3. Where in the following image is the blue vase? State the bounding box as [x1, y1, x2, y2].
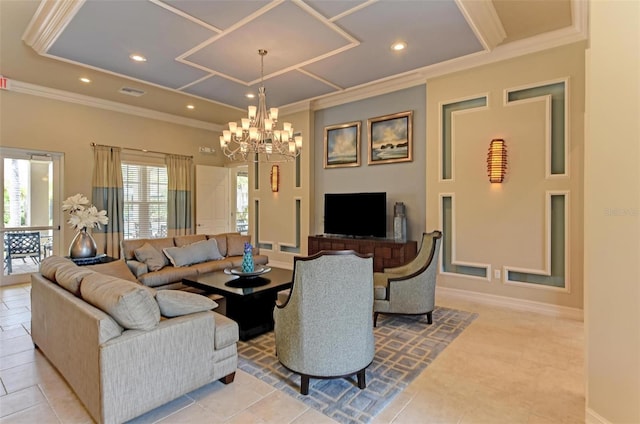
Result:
[241, 251, 254, 273]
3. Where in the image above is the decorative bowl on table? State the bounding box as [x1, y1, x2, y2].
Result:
[224, 265, 271, 278]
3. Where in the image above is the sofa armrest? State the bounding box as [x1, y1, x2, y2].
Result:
[126, 260, 148, 278]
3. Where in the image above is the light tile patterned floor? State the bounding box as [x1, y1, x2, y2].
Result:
[0, 283, 584, 423]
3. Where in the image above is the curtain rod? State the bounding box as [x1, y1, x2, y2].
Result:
[90, 143, 193, 159]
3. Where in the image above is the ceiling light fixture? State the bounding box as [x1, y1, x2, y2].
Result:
[129, 54, 147, 62]
[220, 49, 302, 162]
[186, 104, 195, 110]
[391, 41, 407, 51]
[246, 93, 255, 99]
[79, 77, 91, 83]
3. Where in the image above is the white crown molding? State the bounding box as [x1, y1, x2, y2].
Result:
[455, 0, 506, 51]
[436, 286, 584, 321]
[9, 80, 223, 132]
[22, 0, 85, 53]
[309, 72, 427, 111]
[307, 0, 587, 113]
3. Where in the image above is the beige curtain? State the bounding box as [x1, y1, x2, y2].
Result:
[92, 145, 124, 258]
[166, 154, 193, 237]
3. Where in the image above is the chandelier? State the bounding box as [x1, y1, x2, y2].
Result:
[219, 49, 302, 162]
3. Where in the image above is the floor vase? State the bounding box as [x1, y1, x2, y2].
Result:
[69, 229, 98, 258]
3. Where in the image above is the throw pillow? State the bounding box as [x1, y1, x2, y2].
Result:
[155, 290, 218, 317]
[163, 239, 223, 267]
[227, 235, 252, 257]
[86, 260, 138, 283]
[80, 273, 160, 331]
[39, 256, 75, 282]
[134, 242, 165, 272]
[55, 264, 94, 296]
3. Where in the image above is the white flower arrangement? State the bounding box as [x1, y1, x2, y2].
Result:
[62, 193, 109, 231]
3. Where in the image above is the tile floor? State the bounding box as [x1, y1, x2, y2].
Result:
[0, 283, 584, 424]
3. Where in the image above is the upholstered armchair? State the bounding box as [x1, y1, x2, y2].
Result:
[274, 250, 375, 395]
[373, 231, 442, 327]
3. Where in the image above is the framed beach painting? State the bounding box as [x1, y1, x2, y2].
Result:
[324, 121, 361, 168]
[367, 111, 413, 165]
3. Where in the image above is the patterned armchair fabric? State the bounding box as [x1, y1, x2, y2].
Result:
[274, 250, 375, 395]
[373, 231, 442, 326]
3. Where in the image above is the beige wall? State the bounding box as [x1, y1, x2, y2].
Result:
[585, 0, 640, 422]
[0, 89, 224, 250]
[426, 42, 586, 310]
[249, 109, 313, 268]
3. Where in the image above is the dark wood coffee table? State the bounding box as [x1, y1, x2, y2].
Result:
[182, 267, 293, 341]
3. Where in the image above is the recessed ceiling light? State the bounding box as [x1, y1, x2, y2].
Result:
[246, 93, 255, 99]
[187, 104, 195, 110]
[129, 54, 147, 62]
[79, 77, 91, 83]
[391, 41, 407, 51]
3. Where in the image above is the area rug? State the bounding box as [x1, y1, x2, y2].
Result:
[237, 306, 478, 424]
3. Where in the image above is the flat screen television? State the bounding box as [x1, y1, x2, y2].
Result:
[324, 192, 387, 238]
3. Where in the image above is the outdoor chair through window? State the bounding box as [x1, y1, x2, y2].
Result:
[4, 232, 42, 274]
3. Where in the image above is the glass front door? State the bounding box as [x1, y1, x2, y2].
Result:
[1, 147, 63, 285]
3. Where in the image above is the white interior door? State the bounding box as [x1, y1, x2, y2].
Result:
[195, 165, 230, 235]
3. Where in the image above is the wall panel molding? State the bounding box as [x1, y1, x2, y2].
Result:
[504, 79, 569, 177]
[439, 193, 490, 281]
[504, 191, 570, 292]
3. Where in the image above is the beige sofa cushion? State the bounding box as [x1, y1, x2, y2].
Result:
[40, 256, 74, 282]
[207, 233, 240, 256]
[163, 239, 224, 267]
[156, 290, 218, 317]
[80, 273, 160, 330]
[86, 260, 139, 282]
[227, 235, 252, 256]
[134, 243, 166, 272]
[55, 263, 94, 296]
[174, 234, 206, 247]
[138, 266, 197, 288]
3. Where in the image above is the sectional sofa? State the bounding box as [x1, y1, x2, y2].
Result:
[121, 233, 269, 290]
[31, 256, 240, 424]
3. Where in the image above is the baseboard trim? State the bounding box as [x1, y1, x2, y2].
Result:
[586, 408, 612, 424]
[436, 286, 583, 321]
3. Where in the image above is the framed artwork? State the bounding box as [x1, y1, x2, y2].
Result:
[367, 110, 413, 165]
[324, 121, 361, 168]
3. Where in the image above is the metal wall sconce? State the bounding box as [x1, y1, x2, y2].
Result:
[271, 165, 279, 192]
[487, 139, 507, 183]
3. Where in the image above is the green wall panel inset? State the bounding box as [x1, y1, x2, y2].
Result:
[508, 194, 566, 287]
[280, 199, 301, 254]
[442, 196, 487, 278]
[507, 82, 566, 175]
[442, 97, 487, 180]
[255, 199, 272, 250]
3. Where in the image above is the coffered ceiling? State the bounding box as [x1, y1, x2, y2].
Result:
[0, 0, 581, 125]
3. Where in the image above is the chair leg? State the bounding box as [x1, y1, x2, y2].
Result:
[373, 312, 379, 327]
[357, 369, 366, 390]
[300, 375, 310, 395]
[219, 372, 235, 384]
[427, 311, 433, 324]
